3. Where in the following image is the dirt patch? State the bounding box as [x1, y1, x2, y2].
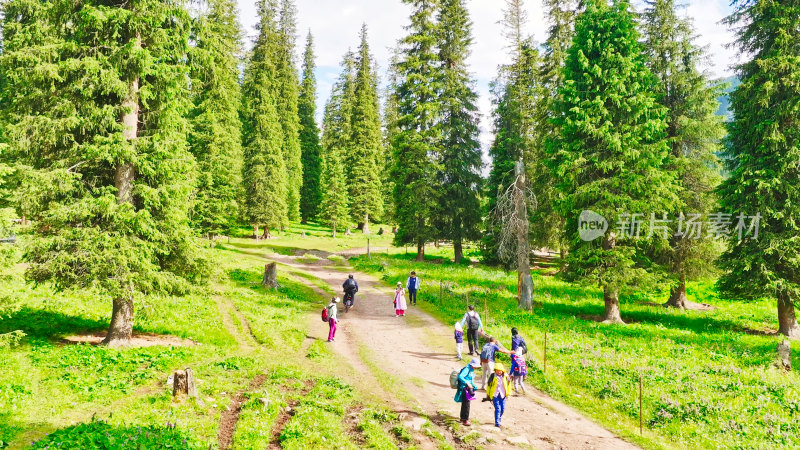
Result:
[266, 379, 316, 449]
[343, 407, 368, 447]
[60, 332, 195, 348]
[218, 373, 269, 450]
[642, 300, 717, 311]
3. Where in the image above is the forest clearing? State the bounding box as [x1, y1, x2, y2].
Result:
[2, 0, 800, 448]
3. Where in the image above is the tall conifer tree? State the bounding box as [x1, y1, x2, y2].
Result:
[484, 0, 540, 267]
[717, 0, 800, 337]
[319, 51, 356, 236]
[188, 0, 244, 237]
[549, 0, 677, 324]
[298, 32, 322, 223]
[391, 0, 440, 261]
[348, 25, 384, 232]
[276, 0, 303, 222]
[241, 0, 287, 238]
[1, 0, 203, 346]
[641, 0, 724, 308]
[434, 0, 482, 263]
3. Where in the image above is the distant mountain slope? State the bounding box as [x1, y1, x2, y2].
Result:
[716, 75, 741, 120]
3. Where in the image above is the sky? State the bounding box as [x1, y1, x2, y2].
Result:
[234, 0, 739, 152]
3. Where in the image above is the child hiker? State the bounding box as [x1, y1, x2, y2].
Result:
[394, 282, 407, 317]
[454, 322, 464, 359]
[327, 297, 340, 342]
[485, 362, 512, 428]
[510, 350, 527, 394]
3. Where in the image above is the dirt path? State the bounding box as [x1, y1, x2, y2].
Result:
[267, 250, 640, 450]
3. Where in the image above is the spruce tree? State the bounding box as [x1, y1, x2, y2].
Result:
[1, 0, 203, 346]
[381, 51, 403, 226]
[276, 0, 303, 222]
[298, 32, 322, 223]
[484, 0, 540, 267]
[549, 0, 677, 324]
[434, 0, 482, 264]
[641, 0, 724, 309]
[717, 0, 800, 338]
[347, 24, 384, 233]
[319, 51, 356, 236]
[188, 0, 244, 238]
[391, 0, 441, 261]
[533, 0, 583, 259]
[241, 0, 287, 238]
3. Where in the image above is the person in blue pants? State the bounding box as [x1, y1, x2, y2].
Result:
[485, 362, 512, 428]
[406, 271, 420, 305]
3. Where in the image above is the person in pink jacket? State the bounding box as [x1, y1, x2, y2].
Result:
[394, 282, 408, 317]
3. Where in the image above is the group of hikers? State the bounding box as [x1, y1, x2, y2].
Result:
[322, 271, 529, 428]
[453, 306, 528, 427]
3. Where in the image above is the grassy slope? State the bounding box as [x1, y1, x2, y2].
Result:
[0, 225, 403, 449]
[351, 250, 800, 450]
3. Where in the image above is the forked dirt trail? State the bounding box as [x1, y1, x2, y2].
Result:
[269, 250, 639, 450]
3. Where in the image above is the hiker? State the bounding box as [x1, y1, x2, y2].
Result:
[459, 305, 483, 355]
[510, 351, 528, 394]
[327, 297, 340, 342]
[479, 336, 513, 390]
[394, 282, 407, 317]
[406, 271, 420, 306]
[485, 363, 512, 428]
[342, 274, 359, 309]
[454, 322, 464, 360]
[511, 327, 528, 354]
[454, 357, 480, 426]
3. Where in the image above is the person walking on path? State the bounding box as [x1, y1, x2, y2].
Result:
[406, 271, 420, 305]
[454, 357, 480, 426]
[485, 362, 512, 428]
[454, 322, 464, 359]
[511, 327, 528, 354]
[509, 351, 527, 394]
[327, 297, 340, 342]
[479, 336, 513, 390]
[342, 274, 359, 308]
[459, 305, 483, 355]
[394, 282, 408, 317]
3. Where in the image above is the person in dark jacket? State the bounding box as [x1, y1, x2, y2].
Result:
[406, 271, 420, 305]
[511, 327, 528, 354]
[342, 274, 359, 307]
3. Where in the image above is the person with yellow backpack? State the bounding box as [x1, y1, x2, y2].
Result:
[484, 362, 512, 428]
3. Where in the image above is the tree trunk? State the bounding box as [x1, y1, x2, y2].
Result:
[103, 295, 134, 347]
[262, 227, 270, 239]
[362, 214, 370, 234]
[105, 41, 140, 348]
[416, 241, 425, 261]
[665, 273, 687, 309]
[777, 291, 800, 339]
[454, 240, 463, 264]
[172, 368, 197, 398]
[513, 160, 533, 311]
[253, 225, 260, 240]
[332, 222, 337, 238]
[263, 262, 278, 288]
[559, 247, 566, 270]
[602, 285, 625, 324]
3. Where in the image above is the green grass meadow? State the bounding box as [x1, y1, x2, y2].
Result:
[0, 225, 405, 449]
[351, 251, 800, 449]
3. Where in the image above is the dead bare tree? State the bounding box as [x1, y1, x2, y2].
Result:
[495, 159, 537, 310]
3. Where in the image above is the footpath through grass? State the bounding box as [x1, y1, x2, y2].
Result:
[0, 231, 405, 449]
[351, 251, 800, 449]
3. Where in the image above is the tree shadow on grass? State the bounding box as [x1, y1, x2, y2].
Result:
[29, 420, 199, 449]
[0, 306, 107, 340]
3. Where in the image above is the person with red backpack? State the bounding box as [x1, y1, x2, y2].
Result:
[325, 297, 340, 342]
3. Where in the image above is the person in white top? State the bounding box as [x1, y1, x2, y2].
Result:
[406, 271, 420, 306]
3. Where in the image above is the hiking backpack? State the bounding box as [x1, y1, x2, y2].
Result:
[466, 313, 479, 331]
[321, 307, 329, 322]
[449, 368, 462, 389]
